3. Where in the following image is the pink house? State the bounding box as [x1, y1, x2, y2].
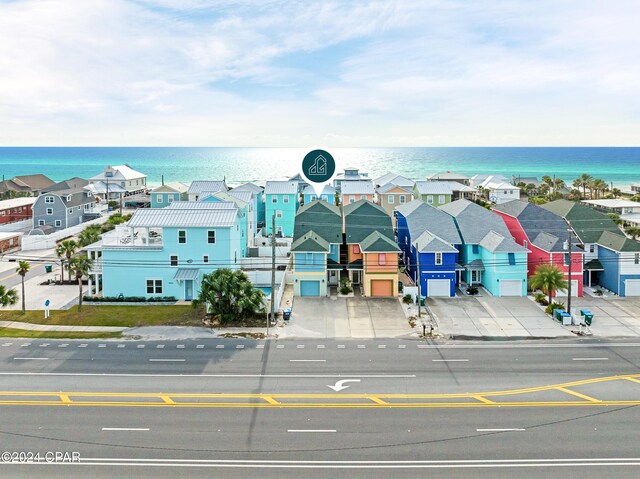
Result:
[493, 200, 584, 297]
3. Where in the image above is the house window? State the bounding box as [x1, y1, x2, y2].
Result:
[438, 195, 445, 204]
[508, 253, 515, 265]
[635, 253, 640, 265]
[45, 196, 54, 203]
[272, 197, 278, 203]
[564, 253, 570, 265]
[168, 195, 174, 203]
[427, 195, 434, 204]
[435, 252, 442, 265]
[306, 252, 313, 265]
[360, 195, 366, 200]
[349, 195, 355, 203]
[353, 244, 360, 254]
[523, 240, 528, 248]
[170, 255, 178, 267]
[178, 230, 187, 244]
[471, 270, 481, 283]
[276, 210, 283, 219]
[283, 196, 290, 204]
[276, 226, 282, 235]
[54, 220, 62, 227]
[146, 279, 162, 294]
[399, 195, 406, 204]
[311, 195, 317, 201]
[509, 190, 514, 194]
[203, 255, 209, 264]
[472, 244, 479, 254]
[157, 195, 163, 203]
[68, 208, 73, 214]
[208, 230, 216, 244]
[234, 250, 237, 264]
[66, 195, 72, 201]
[589, 244, 595, 253]
[378, 254, 386, 265]
[46, 208, 53, 215]
[388, 195, 395, 204]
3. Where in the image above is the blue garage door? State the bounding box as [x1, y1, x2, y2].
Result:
[300, 280, 321, 296]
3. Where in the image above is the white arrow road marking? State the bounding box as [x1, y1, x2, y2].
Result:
[328, 379, 361, 391]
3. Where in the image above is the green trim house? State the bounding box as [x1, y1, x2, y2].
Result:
[150, 182, 188, 208]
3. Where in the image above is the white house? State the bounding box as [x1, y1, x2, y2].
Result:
[89, 165, 147, 198]
[480, 176, 521, 204]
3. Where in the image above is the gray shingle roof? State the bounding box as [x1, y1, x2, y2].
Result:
[440, 199, 514, 244]
[413, 231, 458, 253]
[396, 200, 461, 245]
[293, 200, 342, 245]
[394, 199, 424, 217]
[233, 182, 263, 194]
[265, 181, 298, 195]
[128, 207, 237, 228]
[187, 181, 227, 196]
[376, 183, 414, 195]
[479, 230, 528, 253]
[493, 200, 577, 252]
[374, 173, 415, 188]
[343, 200, 393, 244]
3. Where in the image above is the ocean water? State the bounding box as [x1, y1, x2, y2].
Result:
[0, 147, 638, 188]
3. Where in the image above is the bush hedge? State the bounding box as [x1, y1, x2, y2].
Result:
[83, 295, 177, 303]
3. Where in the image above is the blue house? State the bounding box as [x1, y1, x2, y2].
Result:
[302, 184, 336, 205]
[291, 201, 343, 295]
[233, 182, 265, 233]
[199, 192, 250, 258]
[596, 231, 640, 296]
[96, 202, 242, 301]
[440, 199, 528, 296]
[264, 181, 299, 237]
[395, 199, 461, 297]
[150, 182, 188, 208]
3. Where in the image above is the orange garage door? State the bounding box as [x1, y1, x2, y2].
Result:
[370, 280, 393, 297]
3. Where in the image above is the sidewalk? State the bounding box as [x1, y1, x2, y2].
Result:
[0, 320, 126, 332]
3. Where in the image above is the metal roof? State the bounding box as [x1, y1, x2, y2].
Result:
[302, 184, 336, 196]
[90, 164, 147, 181]
[233, 182, 263, 194]
[426, 171, 469, 181]
[376, 183, 414, 195]
[264, 181, 298, 195]
[86, 181, 127, 194]
[414, 181, 453, 196]
[128, 207, 237, 228]
[187, 181, 227, 196]
[374, 173, 415, 188]
[166, 201, 237, 210]
[341, 180, 375, 195]
[152, 182, 188, 194]
[173, 269, 200, 281]
[0, 196, 37, 209]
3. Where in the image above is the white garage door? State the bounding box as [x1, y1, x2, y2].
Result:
[500, 280, 523, 297]
[625, 280, 640, 297]
[427, 279, 451, 297]
[556, 280, 579, 297]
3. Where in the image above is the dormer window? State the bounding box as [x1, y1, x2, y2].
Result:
[66, 195, 72, 201]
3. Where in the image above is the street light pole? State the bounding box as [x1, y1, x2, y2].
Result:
[567, 229, 573, 315]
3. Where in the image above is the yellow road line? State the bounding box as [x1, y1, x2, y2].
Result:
[556, 387, 602, 403]
[263, 396, 280, 405]
[369, 397, 388, 405]
[473, 396, 496, 405]
[159, 395, 175, 405]
[626, 377, 640, 385]
[59, 394, 72, 404]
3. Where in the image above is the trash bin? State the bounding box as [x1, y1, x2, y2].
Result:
[282, 308, 292, 321]
[561, 313, 572, 326]
[554, 309, 565, 321]
[583, 313, 593, 326]
[45, 264, 52, 273]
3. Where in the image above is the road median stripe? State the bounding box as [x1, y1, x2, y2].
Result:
[556, 387, 601, 403]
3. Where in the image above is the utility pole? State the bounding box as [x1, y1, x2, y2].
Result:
[269, 213, 276, 335]
[416, 242, 421, 318]
[566, 229, 573, 315]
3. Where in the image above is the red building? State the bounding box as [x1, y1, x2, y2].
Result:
[493, 200, 584, 297]
[0, 197, 36, 225]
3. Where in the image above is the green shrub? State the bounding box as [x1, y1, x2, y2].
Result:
[83, 295, 177, 303]
[534, 292, 547, 304]
[466, 285, 479, 295]
[402, 294, 413, 304]
[545, 302, 565, 315]
[339, 285, 352, 295]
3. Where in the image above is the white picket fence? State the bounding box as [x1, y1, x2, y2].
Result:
[21, 216, 111, 251]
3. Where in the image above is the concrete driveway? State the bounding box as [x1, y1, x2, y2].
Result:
[427, 296, 574, 339]
[569, 297, 640, 337]
[289, 296, 410, 339]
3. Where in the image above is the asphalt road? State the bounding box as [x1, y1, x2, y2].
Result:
[0, 338, 639, 478]
[0, 253, 57, 289]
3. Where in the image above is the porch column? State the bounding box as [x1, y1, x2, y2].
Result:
[88, 276, 93, 295]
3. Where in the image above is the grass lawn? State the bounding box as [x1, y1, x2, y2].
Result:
[0, 328, 122, 339]
[0, 305, 205, 328]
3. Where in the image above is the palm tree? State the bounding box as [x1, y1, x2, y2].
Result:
[608, 213, 623, 226]
[553, 178, 566, 193]
[193, 268, 265, 324]
[55, 239, 78, 284]
[16, 260, 30, 314]
[573, 174, 592, 199]
[78, 225, 101, 247]
[0, 285, 18, 307]
[529, 264, 568, 306]
[67, 254, 93, 312]
[625, 226, 640, 240]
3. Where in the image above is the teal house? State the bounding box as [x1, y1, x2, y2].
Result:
[199, 191, 250, 257]
[440, 199, 529, 296]
[291, 201, 343, 296]
[97, 202, 242, 301]
[233, 182, 265, 234]
[150, 182, 188, 208]
[264, 181, 299, 237]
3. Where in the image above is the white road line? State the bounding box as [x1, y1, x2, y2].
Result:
[39, 344, 49, 347]
[572, 357, 609, 361]
[432, 359, 469, 362]
[417, 345, 429, 348]
[148, 359, 185, 362]
[177, 345, 185, 349]
[13, 357, 48, 360]
[157, 345, 165, 349]
[137, 345, 145, 349]
[1, 343, 12, 347]
[20, 343, 31, 347]
[216, 345, 224, 349]
[289, 359, 326, 363]
[256, 344, 265, 349]
[476, 427, 526, 432]
[78, 344, 87, 348]
[101, 428, 150, 432]
[398, 345, 406, 349]
[117, 344, 126, 348]
[317, 345, 325, 349]
[287, 429, 336, 433]
[297, 345, 305, 349]
[58, 344, 68, 348]
[378, 345, 386, 349]
[276, 345, 284, 349]
[98, 344, 106, 348]
[236, 345, 245, 349]
[0, 372, 416, 378]
[337, 345, 345, 349]
[357, 345, 366, 349]
[196, 345, 204, 349]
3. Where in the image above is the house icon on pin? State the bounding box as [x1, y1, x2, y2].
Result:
[308, 155, 327, 176]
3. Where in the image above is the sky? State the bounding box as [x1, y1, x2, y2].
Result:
[0, 0, 639, 147]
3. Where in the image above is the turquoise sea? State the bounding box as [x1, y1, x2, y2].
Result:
[0, 147, 639, 188]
